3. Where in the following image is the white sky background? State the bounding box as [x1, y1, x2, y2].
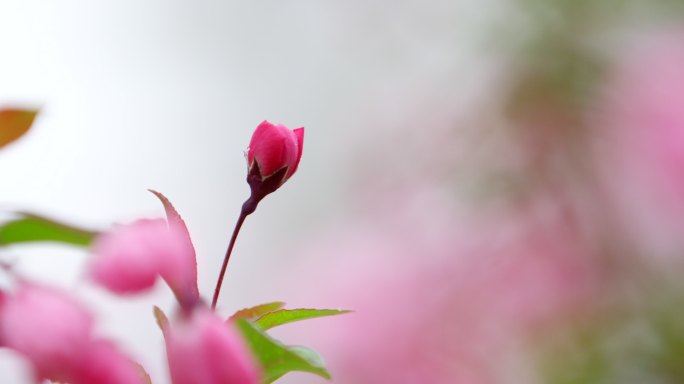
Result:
[0, 1, 494, 382]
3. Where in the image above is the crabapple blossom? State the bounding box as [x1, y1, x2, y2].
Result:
[0, 283, 143, 384]
[165, 308, 261, 384]
[89, 218, 199, 308]
[595, 27, 684, 256]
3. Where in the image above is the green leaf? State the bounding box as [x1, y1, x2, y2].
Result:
[0, 213, 98, 247]
[229, 302, 286, 322]
[254, 308, 351, 331]
[287, 346, 329, 374]
[236, 319, 332, 383]
[0, 108, 38, 149]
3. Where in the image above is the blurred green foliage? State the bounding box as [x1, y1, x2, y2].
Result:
[536, 289, 684, 383]
[0, 214, 97, 247]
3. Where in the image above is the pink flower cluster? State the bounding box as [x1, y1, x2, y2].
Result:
[294, 201, 596, 384]
[0, 199, 261, 384]
[87, 197, 261, 384]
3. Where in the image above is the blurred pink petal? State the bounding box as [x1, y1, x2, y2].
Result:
[595, 26, 684, 255]
[281, 192, 597, 384]
[70, 340, 148, 384]
[0, 290, 5, 347]
[0, 283, 143, 384]
[165, 308, 261, 384]
[89, 218, 198, 306]
[0, 283, 93, 379]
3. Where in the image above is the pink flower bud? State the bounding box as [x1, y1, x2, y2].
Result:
[165, 309, 261, 384]
[241, 121, 304, 214]
[247, 121, 304, 184]
[89, 219, 199, 308]
[0, 283, 143, 384]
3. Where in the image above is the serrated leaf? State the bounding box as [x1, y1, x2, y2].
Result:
[0, 213, 98, 247]
[236, 319, 332, 383]
[0, 108, 38, 149]
[229, 302, 286, 322]
[148, 190, 196, 255]
[153, 306, 169, 333]
[254, 308, 351, 331]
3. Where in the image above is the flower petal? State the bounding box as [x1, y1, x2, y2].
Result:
[288, 127, 305, 178]
[0, 283, 145, 384]
[165, 309, 261, 384]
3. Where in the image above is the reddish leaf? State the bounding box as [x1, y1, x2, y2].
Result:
[0, 108, 38, 149]
[148, 190, 199, 303]
[153, 306, 169, 334]
[228, 302, 286, 322]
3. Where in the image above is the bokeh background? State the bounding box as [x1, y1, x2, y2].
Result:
[3, 1, 684, 383]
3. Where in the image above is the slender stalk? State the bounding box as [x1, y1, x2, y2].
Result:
[211, 208, 250, 309]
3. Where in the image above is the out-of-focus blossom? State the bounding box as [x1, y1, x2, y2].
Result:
[595, 27, 684, 256]
[68, 340, 149, 384]
[0, 283, 92, 379]
[0, 290, 5, 347]
[89, 218, 199, 307]
[282, 192, 597, 384]
[0, 283, 144, 384]
[165, 308, 260, 384]
[247, 121, 304, 184]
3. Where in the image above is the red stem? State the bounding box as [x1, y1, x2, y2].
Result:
[211, 209, 249, 309]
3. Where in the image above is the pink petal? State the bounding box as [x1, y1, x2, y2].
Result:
[0, 290, 5, 346]
[287, 127, 305, 178]
[0, 283, 93, 379]
[71, 340, 147, 384]
[89, 217, 198, 308]
[89, 219, 178, 294]
[165, 309, 260, 384]
[0, 283, 145, 383]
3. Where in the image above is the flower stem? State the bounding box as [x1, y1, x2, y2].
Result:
[211, 198, 257, 309]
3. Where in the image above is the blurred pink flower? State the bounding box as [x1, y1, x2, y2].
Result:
[165, 308, 260, 384]
[89, 218, 198, 306]
[68, 340, 149, 384]
[247, 121, 304, 185]
[595, 27, 684, 255]
[0, 283, 144, 384]
[282, 192, 596, 384]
